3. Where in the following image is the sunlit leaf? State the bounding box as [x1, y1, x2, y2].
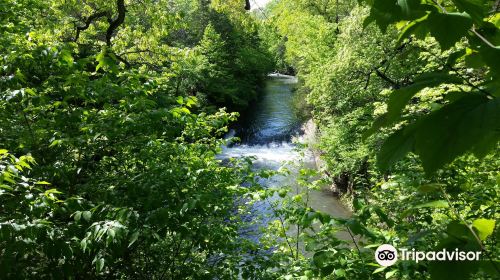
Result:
[472, 218, 495, 241]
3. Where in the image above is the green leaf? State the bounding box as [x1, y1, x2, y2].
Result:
[366, 0, 429, 32]
[59, 49, 74, 66]
[80, 239, 87, 252]
[303, 211, 322, 227]
[415, 95, 500, 174]
[95, 49, 118, 73]
[379, 94, 500, 173]
[345, 219, 364, 235]
[186, 96, 197, 107]
[472, 219, 495, 241]
[364, 0, 402, 32]
[44, 188, 62, 195]
[429, 221, 481, 280]
[377, 123, 416, 171]
[313, 250, 333, 267]
[353, 197, 364, 211]
[403, 200, 448, 217]
[479, 260, 500, 278]
[370, 72, 461, 135]
[176, 96, 184, 105]
[397, 14, 430, 44]
[0, 184, 14, 191]
[418, 183, 445, 193]
[24, 88, 36, 96]
[413, 200, 449, 209]
[446, 221, 474, 240]
[49, 139, 63, 147]
[96, 258, 105, 273]
[373, 267, 387, 274]
[488, 13, 500, 28]
[334, 268, 346, 277]
[35, 181, 51, 185]
[108, 228, 116, 239]
[74, 211, 82, 222]
[385, 269, 397, 279]
[427, 12, 473, 50]
[478, 44, 500, 76]
[320, 265, 335, 276]
[372, 206, 394, 227]
[82, 211, 92, 222]
[463, 48, 484, 68]
[452, 0, 487, 22]
[128, 231, 140, 247]
[429, 260, 477, 280]
[388, 72, 460, 122]
[397, 0, 425, 19]
[446, 49, 466, 66]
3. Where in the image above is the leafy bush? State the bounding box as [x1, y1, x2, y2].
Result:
[0, 0, 270, 278]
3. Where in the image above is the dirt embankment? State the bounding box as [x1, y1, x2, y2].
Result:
[298, 119, 355, 200]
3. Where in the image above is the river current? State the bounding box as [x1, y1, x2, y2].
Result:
[219, 74, 350, 240]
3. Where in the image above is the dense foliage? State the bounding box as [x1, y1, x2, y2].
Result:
[0, 0, 273, 278]
[1, 0, 499, 279]
[254, 0, 500, 279]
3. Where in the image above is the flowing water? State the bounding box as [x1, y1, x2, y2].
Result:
[219, 74, 350, 240]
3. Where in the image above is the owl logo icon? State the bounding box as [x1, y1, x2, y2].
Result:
[375, 244, 398, 266]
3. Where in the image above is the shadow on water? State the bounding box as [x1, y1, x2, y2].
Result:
[232, 75, 302, 145]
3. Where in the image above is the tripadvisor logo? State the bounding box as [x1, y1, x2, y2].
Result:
[375, 244, 398, 266]
[374, 244, 482, 267]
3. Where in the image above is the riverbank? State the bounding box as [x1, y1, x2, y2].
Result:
[297, 119, 355, 212]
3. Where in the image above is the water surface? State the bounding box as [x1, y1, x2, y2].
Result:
[220, 74, 350, 240]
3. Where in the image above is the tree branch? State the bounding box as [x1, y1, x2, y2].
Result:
[117, 49, 155, 56]
[74, 11, 108, 42]
[364, 39, 413, 89]
[106, 0, 126, 47]
[472, 26, 499, 49]
[375, 69, 400, 89]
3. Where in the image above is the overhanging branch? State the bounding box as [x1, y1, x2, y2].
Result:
[74, 11, 108, 42]
[106, 0, 126, 47]
[73, 0, 126, 47]
[375, 69, 400, 89]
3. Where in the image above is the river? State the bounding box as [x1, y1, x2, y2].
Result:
[219, 74, 350, 241]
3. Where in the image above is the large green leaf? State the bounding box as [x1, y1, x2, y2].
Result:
[397, 0, 426, 19]
[452, 0, 488, 22]
[364, 0, 403, 31]
[364, 0, 428, 31]
[369, 72, 461, 135]
[472, 218, 495, 241]
[378, 94, 500, 174]
[397, 14, 430, 44]
[479, 45, 500, 76]
[427, 12, 473, 50]
[415, 94, 500, 174]
[429, 221, 482, 280]
[377, 123, 416, 171]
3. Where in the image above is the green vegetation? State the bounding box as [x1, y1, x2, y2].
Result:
[1, 0, 499, 279]
[255, 0, 500, 279]
[0, 0, 271, 278]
